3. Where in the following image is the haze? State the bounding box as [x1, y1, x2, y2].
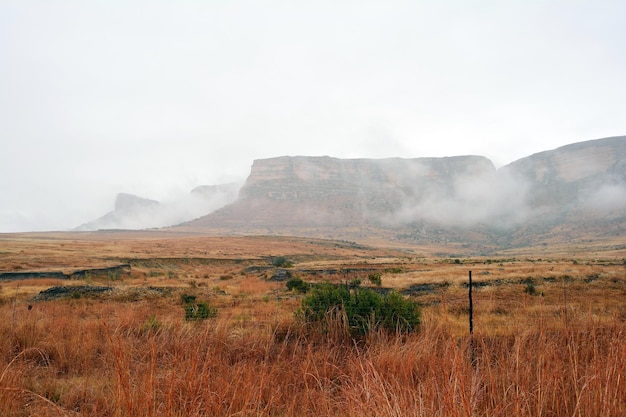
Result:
[1, 1, 625, 232]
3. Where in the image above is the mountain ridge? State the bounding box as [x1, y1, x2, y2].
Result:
[179, 136, 626, 249]
[78, 136, 626, 252]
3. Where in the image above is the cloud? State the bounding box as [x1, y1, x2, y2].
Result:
[388, 169, 532, 229]
[583, 182, 626, 214]
[76, 183, 242, 231]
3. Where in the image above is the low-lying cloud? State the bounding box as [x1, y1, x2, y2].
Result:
[387, 170, 532, 229]
[76, 183, 242, 231]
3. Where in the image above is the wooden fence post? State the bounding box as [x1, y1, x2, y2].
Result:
[469, 270, 475, 366]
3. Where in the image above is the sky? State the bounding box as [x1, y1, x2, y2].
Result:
[1, 0, 625, 232]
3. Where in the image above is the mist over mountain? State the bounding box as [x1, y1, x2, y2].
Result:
[180, 136, 625, 249]
[76, 183, 241, 231]
[76, 136, 625, 250]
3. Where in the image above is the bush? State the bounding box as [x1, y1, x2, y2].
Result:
[368, 273, 382, 286]
[271, 256, 293, 268]
[182, 294, 217, 321]
[286, 277, 310, 293]
[298, 282, 420, 337]
[180, 293, 196, 304]
[348, 278, 362, 290]
[524, 282, 537, 295]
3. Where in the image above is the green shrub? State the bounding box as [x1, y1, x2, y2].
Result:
[348, 278, 362, 290]
[182, 294, 217, 321]
[195, 301, 217, 320]
[271, 256, 293, 268]
[286, 277, 310, 293]
[524, 282, 537, 295]
[180, 293, 196, 304]
[298, 282, 420, 337]
[368, 273, 382, 287]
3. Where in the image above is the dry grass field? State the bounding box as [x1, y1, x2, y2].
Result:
[0, 231, 624, 416]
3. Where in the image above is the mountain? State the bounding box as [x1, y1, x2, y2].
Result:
[77, 183, 241, 231]
[181, 136, 626, 249]
[501, 136, 626, 246]
[183, 155, 496, 230]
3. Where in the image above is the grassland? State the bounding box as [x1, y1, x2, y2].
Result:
[0, 232, 624, 416]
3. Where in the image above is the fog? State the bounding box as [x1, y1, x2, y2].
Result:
[583, 183, 626, 214]
[75, 184, 242, 231]
[1, 1, 626, 232]
[390, 170, 532, 229]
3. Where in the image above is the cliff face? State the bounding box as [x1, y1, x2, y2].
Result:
[498, 136, 626, 246]
[503, 136, 626, 217]
[241, 155, 494, 200]
[184, 136, 626, 249]
[189, 155, 496, 228]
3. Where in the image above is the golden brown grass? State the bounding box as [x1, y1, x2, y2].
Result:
[0, 298, 624, 417]
[0, 233, 625, 416]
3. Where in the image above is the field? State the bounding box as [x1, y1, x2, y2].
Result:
[0, 231, 625, 416]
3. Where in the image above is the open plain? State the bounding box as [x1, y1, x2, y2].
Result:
[0, 231, 625, 416]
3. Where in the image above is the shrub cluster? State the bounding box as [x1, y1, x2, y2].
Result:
[181, 294, 217, 321]
[367, 272, 382, 286]
[286, 277, 310, 293]
[298, 282, 420, 336]
[271, 256, 293, 267]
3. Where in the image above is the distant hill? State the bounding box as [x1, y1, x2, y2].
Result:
[501, 136, 626, 247]
[179, 136, 626, 250]
[76, 183, 241, 231]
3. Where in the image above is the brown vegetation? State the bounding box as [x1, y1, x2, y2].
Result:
[0, 232, 624, 416]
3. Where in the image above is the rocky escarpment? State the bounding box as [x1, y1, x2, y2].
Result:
[183, 136, 626, 249]
[500, 136, 626, 245]
[502, 136, 626, 215]
[186, 155, 496, 229]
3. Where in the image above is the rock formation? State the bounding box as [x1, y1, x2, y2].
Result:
[183, 136, 626, 248]
[186, 155, 496, 229]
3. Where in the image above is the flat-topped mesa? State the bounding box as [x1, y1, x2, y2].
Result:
[185, 155, 497, 230]
[240, 155, 496, 202]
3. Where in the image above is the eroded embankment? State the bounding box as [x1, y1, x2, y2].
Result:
[0, 264, 131, 281]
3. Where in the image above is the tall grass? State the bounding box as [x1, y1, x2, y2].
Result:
[0, 299, 624, 416]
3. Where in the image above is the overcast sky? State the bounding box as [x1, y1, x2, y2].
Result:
[1, 0, 625, 232]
